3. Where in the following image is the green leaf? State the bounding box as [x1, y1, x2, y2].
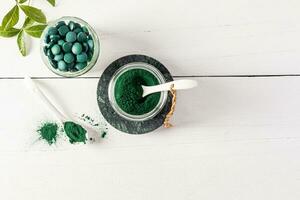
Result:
[24, 24, 47, 38]
[22, 17, 35, 28]
[18, 0, 28, 3]
[19, 5, 47, 24]
[0, 26, 20, 37]
[17, 30, 26, 56]
[2, 5, 19, 30]
[46, 0, 55, 6]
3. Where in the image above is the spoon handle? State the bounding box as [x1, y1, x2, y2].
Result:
[142, 79, 198, 97]
[24, 76, 67, 123]
[24, 76, 96, 143]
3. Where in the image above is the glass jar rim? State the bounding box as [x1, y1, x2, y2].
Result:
[108, 62, 168, 121]
[40, 16, 100, 77]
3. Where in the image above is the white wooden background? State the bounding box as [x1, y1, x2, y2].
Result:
[1, 0, 300, 199]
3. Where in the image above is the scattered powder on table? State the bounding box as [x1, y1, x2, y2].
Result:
[101, 131, 107, 138]
[37, 122, 59, 145]
[36, 114, 108, 145]
[63, 121, 87, 144]
[79, 114, 108, 138]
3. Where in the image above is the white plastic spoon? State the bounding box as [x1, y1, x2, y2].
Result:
[24, 76, 98, 143]
[142, 79, 198, 97]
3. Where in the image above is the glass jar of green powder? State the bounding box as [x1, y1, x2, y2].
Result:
[40, 16, 100, 77]
[108, 62, 168, 121]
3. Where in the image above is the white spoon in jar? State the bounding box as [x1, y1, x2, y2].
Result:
[24, 76, 98, 143]
[142, 79, 198, 97]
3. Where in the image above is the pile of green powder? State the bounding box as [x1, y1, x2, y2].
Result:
[114, 68, 161, 115]
[64, 121, 87, 144]
[37, 114, 108, 145]
[37, 122, 59, 145]
[37, 121, 86, 145]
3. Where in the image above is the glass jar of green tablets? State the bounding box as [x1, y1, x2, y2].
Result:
[40, 16, 100, 77]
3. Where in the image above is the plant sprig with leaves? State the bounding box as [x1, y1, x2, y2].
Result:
[0, 0, 56, 56]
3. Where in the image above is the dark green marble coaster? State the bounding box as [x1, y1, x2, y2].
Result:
[97, 54, 173, 134]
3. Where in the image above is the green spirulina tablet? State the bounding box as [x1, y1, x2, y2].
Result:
[82, 42, 89, 52]
[73, 27, 82, 34]
[50, 35, 60, 42]
[67, 62, 75, 70]
[43, 46, 47, 54]
[82, 26, 88, 33]
[58, 60, 67, 71]
[58, 39, 65, 46]
[77, 32, 88, 42]
[51, 44, 61, 55]
[56, 21, 66, 28]
[47, 40, 55, 48]
[58, 25, 69, 36]
[62, 42, 72, 52]
[87, 39, 94, 50]
[87, 51, 93, 61]
[48, 27, 58, 35]
[72, 42, 82, 55]
[64, 53, 75, 64]
[65, 31, 77, 42]
[47, 49, 54, 59]
[76, 52, 87, 63]
[44, 35, 50, 43]
[68, 21, 76, 30]
[75, 62, 87, 70]
[49, 59, 57, 68]
[54, 53, 64, 61]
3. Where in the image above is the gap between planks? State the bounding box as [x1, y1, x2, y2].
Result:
[1, 74, 300, 80]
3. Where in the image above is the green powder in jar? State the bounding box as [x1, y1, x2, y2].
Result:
[114, 68, 161, 115]
[63, 121, 87, 144]
[37, 122, 59, 145]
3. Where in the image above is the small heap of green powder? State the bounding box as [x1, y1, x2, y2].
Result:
[37, 122, 59, 145]
[114, 68, 161, 115]
[63, 121, 87, 144]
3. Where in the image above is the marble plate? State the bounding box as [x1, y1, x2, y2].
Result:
[97, 55, 173, 134]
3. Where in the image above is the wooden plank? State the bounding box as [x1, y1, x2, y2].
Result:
[1, 77, 300, 149]
[0, 77, 299, 199]
[1, 0, 300, 77]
